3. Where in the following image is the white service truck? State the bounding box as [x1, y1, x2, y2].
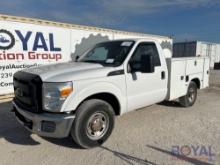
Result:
[12, 38, 210, 148]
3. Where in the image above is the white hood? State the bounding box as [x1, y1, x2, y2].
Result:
[23, 62, 114, 82]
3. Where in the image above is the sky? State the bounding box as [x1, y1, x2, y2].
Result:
[0, 0, 220, 42]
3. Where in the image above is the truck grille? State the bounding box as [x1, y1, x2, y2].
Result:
[13, 71, 42, 113]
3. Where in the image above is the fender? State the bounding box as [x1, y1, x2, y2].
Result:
[188, 74, 203, 89]
[60, 81, 127, 115]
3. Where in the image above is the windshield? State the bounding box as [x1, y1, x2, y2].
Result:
[78, 40, 135, 66]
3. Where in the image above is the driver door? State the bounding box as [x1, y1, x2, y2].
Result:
[125, 42, 167, 112]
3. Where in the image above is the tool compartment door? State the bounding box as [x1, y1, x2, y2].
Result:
[186, 58, 204, 75]
[202, 58, 210, 88]
[166, 58, 187, 100]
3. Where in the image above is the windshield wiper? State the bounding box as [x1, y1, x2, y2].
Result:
[81, 60, 106, 66]
[82, 60, 100, 63]
[81, 60, 116, 67]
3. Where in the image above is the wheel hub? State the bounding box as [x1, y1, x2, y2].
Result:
[90, 117, 104, 132]
[86, 112, 109, 140]
[188, 88, 195, 102]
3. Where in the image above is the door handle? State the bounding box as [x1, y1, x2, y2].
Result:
[161, 71, 166, 80]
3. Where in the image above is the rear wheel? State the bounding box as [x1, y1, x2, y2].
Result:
[179, 81, 197, 107]
[71, 99, 115, 149]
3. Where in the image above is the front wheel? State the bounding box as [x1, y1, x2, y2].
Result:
[179, 81, 198, 107]
[71, 99, 115, 149]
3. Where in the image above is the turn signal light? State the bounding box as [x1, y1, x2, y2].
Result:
[60, 87, 73, 97]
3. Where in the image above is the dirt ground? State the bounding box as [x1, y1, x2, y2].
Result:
[0, 71, 219, 165]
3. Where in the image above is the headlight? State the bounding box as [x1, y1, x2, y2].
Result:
[43, 82, 73, 111]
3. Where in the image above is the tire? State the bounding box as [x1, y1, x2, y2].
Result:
[179, 81, 198, 107]
[71, 99, 115, 149]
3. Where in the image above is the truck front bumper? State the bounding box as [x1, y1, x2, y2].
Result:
[12, 101, 75, 138]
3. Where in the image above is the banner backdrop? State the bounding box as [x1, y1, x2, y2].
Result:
[0, 19, 172, 95]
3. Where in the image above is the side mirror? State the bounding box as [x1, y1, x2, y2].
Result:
[140, 55, 154, 73]
[75, 55, 80, 62]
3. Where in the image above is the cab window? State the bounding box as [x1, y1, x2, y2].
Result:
[129, 42, 161, 72]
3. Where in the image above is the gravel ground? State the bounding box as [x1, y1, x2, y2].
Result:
[0, 71, 219, 165]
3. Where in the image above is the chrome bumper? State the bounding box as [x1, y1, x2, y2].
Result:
[12, 101, 75, 138]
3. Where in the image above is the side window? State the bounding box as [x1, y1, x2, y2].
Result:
[129, 42, 161, 72]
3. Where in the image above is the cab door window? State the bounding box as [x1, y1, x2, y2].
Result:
[129, 42, 161, 72]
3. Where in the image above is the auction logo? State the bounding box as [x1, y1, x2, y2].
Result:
[0, 29, 62, 61]
[0, 29, 15, 50]
[171, 145, 215, 162]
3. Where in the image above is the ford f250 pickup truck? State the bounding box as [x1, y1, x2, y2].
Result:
[12, 39, 210, 148]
